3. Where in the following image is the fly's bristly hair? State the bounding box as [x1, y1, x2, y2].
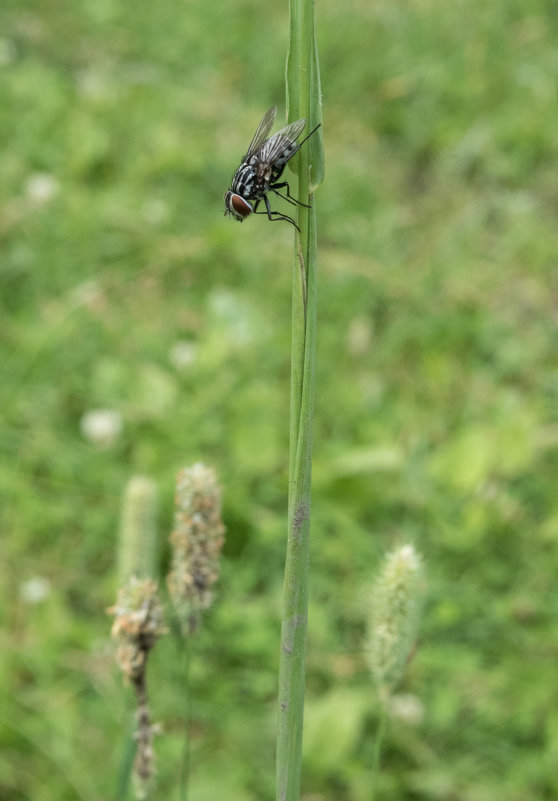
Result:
[224, 107, 321, 232]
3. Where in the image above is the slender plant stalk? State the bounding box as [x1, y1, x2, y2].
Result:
[276, 1, 324, 799]
[370, 701, 387, 801]
[178, 639, 192, 801]
[116, 732, 136, 800]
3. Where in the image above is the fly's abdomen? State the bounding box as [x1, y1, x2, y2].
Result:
[269, 135, 299, 170]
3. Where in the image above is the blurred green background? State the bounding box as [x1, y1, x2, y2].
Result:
[2, 0, 558, 798]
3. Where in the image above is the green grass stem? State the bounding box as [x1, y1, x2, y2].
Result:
[276, 1, 324, 799]
[370, 702, 387, 801]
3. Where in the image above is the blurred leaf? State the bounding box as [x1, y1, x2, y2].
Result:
[303, 688, 366, 772]
[430, 411, 538, 490]
[315, 446, 404, 487]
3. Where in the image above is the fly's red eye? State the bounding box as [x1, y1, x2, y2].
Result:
[231, 194, 252, 218]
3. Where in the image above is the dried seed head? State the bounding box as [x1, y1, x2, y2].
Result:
[167, 463, 225, 633]
[109, 576, 167, 683]
[366, 544, 424, 697]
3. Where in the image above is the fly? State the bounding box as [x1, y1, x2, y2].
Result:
[224, 106, 321, 232]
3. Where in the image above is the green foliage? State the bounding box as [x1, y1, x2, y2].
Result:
[2, 0, 558, 799]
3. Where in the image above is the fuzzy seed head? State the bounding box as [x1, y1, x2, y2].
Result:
[118, 476, 158, 585]
[367, 544, 424, 696]
[167, 464, 225, 633]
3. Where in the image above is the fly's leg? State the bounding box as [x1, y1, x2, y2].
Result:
[263, 193, 300, 230]
[270, 181, 311, 209]
[252, 194, 300, 231]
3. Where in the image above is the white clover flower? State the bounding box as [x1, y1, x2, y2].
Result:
[168, 340, 198, 371]
[24, 173, 59, 204]
[80, 409, 122, 447]
[19, 576, 52, 604]
[388, 693, 425, 725]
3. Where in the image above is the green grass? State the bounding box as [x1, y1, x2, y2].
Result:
[2, 0, 558, 799]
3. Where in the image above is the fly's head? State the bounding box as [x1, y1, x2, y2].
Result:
[224, 190, 253, 223]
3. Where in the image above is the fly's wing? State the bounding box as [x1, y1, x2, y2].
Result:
[243, 107, 277, 160]
[255, 118, 307, 168]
